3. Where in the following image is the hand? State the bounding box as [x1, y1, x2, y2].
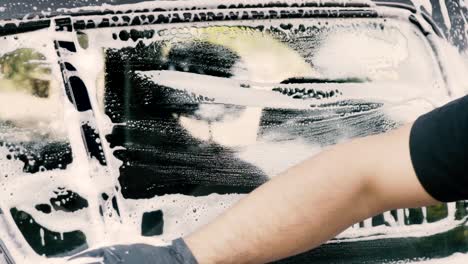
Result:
[67, 238, 198, 264]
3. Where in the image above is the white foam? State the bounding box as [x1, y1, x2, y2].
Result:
[56, 0, 375, 14]
[439, 0, 452, 29]
[0, 3, 467, 263]
[235, 138, 322, 176]
[413, 0, 433, 14]
[412, 253, 468, 263]
[180, 106, 263, 147]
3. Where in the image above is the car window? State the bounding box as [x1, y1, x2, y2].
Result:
[86, 15, 455, 248]
[0, 29, 93, 259]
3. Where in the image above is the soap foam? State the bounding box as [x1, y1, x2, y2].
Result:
[0, 1, 467, 263]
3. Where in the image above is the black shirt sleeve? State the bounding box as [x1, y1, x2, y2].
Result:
[409, 95, 468, 202]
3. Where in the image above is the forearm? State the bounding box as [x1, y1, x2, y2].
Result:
[185, 139, 380, 263]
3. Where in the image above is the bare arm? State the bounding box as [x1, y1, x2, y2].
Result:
[184, 124, 439, 264]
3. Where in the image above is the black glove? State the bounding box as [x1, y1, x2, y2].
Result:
[67, 238, 198, 264]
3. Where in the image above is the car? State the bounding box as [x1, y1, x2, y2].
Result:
[0, 0, 468, 263]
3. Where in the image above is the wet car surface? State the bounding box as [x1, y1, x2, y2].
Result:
[0, 0, 468, 263]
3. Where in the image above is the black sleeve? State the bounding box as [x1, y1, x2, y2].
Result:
[409, 95, 468, 202]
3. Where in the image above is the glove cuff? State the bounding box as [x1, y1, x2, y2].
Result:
[171, 238, 199, 264]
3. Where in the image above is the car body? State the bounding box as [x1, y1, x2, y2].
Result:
[0, 0, 468, 263]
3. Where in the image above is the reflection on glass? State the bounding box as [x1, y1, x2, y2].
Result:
[0, 45, 87, 257]
[0, 48, 70, 172]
